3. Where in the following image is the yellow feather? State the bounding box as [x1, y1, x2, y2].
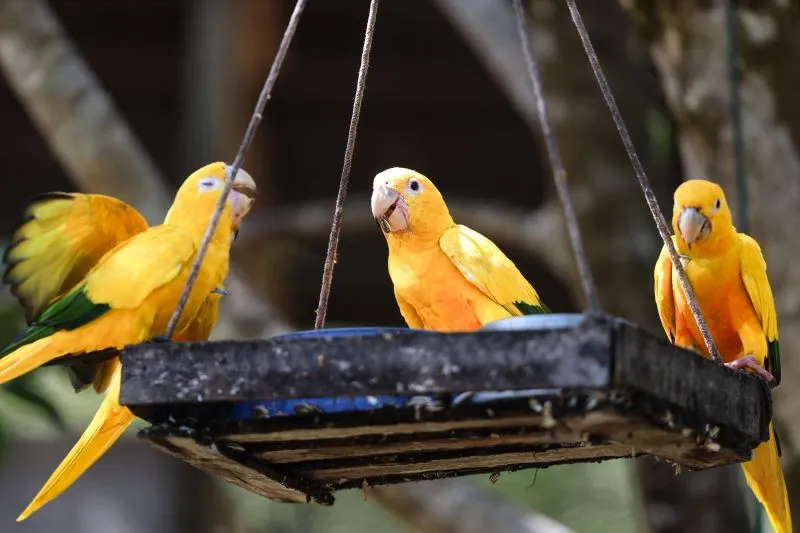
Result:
[11, 161, 252, 521]
[741, 423, 792, 533]
[439, 224, 545, 317]
[655, 179, 791, 533]
[373, 167, 547, 331]
[653, 236, 677, 343]
[738, 234, 778, 344]
[17, 363, 133, 522]
[3, 194, 148, 322]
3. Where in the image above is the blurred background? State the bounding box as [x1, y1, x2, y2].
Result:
[0, 0, 797, 532]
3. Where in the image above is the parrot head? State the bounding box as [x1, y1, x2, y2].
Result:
[672, 179, 734, 254]
[168, 162, 257, 239]
[370, 167, 454, 242]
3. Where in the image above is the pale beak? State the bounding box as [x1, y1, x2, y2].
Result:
[371, 184, 408, 233]
[678, 207, 710, 248]
[226, 165, 257, 236]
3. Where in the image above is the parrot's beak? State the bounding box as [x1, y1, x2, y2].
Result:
[227, 166, 257, 237]
[371, 185, 408, 233]
[678, 206, 710, 248]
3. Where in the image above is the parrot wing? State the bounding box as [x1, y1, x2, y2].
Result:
[737, 233, 780, 385]
[0, 225, 196, 359]
[653, 237, 677, 342]
[439, 224, 549, 316]
[2, 193, 148, 323]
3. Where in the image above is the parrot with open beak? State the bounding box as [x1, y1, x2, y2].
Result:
[371, 167, 548, 331]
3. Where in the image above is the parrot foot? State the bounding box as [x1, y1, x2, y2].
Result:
[725, 354, 775, 384]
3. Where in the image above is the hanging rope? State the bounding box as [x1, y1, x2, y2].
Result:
[165, 0, 308, 338]
[511, 0, 600, 313]
[563, 0, 722, 364]
[723, 0, 748, 233]
[314, 0, 380, 329]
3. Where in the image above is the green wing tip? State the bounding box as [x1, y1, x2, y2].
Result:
[0, 287, 110, 358]
[767, 339, 780, 387]
[513, 300, 550, 315]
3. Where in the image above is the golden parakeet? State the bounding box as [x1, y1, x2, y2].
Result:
[371, 167, 548, 331]
[654, 179, 791, 533]
[1, 161, 255, 520]
[2, 191, 226, 393]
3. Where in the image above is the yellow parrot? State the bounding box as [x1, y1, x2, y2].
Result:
[370, 167, 548, 331]
[1, 191, 227, 393]
[0, 161, 256, 520]
[654, 179, 791, 533]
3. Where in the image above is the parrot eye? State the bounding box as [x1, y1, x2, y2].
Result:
[407, 179, 422, 194]
[713, 198, 721, 211]
[198, 178, 221, 193]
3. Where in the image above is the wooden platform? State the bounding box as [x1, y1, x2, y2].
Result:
[118, 313, 772, 505]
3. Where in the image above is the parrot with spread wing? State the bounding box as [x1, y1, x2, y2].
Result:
[0, 161, 255, 521]
[654, 179, 791, 533]
[2, 183, 233, 393]
[371, 167, 548, 331]
[3, 192, 150, 394]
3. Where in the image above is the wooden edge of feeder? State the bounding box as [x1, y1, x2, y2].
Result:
[118, 313, 769, 449]
[119, 314, 612, 405]
[610, 318, 771, 449]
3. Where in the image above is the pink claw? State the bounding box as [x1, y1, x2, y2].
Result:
[725, 354, 775, 384]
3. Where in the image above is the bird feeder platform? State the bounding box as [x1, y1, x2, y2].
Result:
[116, 313, 771, 506]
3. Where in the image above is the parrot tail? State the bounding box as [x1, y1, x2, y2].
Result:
[17, 368, 133, 522]
[740, 422, 792, 533]
[0, 336, 58, 385]
[0, 321, 132, 387]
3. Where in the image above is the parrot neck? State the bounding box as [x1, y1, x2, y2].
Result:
[165, 204, 235, 249]
[676, 225, 736, 258]
[387, 212, 455, 253]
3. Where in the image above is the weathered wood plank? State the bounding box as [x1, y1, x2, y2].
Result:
[219, 415, 550, 443]
[140, 426, 334, 505]
[119, 315, 611, 405]
[612, 318, 769, 448]
[299, 445, 634, 481]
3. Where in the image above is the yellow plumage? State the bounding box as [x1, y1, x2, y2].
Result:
[1, 191, 228, 393]
[2, 161, 256, 521]
[371, 167, 548, 331]
[654, 179, 790, 533]
[3, 193, 148, 323]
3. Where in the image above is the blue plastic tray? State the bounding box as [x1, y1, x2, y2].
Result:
[232, 318, 584, 420]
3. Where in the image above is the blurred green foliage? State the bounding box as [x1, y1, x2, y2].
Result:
[0, 238, 66, 465]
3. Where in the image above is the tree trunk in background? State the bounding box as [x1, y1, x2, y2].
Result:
[0, 0, 290, 341]
[620, 0, 800, 524]
[436, 1, 749, 531]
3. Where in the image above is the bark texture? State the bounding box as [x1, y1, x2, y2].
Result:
[621, 0, 800, 524]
